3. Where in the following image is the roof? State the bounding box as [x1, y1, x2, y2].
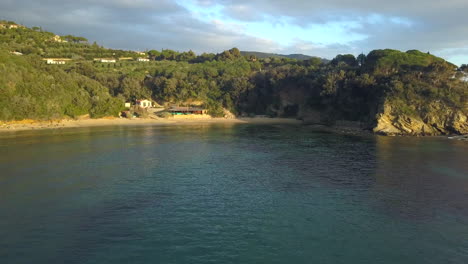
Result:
[43, 58, 72, 60]
[169, 107, 205, 112]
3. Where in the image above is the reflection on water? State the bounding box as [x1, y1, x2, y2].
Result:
[374, 136, 468, 220]
[0, 124, 467, 264]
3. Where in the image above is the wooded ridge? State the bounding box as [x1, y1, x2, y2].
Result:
[1, 21, 467, 135]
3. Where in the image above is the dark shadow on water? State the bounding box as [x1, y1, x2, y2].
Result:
[373, 136, 468, 221]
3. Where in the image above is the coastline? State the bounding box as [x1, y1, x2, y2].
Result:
[0, 117, 302, 133]
[1, 117, 466, 140]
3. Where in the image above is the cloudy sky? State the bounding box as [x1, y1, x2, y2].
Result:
[1, 0, 467, 65]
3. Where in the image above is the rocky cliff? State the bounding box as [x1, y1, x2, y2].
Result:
[373, 101, 468, 136]
[268, 90, 468, 136]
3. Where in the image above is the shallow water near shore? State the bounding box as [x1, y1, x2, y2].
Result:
[1, 124, 467, 264]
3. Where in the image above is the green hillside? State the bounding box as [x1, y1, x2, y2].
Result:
[0, 50, 122, 120]
[1, 21, 466, 135]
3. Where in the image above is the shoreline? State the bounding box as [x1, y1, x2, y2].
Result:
[0, 117, 302, 133]
[1, 117, 466, 140]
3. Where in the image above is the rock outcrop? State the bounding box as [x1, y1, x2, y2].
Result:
[373, 101, 468, 136]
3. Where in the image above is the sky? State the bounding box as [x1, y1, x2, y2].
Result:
[1, 0, 467, 65]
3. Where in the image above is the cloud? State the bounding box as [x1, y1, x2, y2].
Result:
[191, 0, 468, 64]
[0, 0, 271, 53]
[0, 0, 467, 65]
[277, 39, 359, 59]
[222, 4, 260, 21]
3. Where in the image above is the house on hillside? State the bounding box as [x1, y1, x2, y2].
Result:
[43, 58, 72, 65]
[0, 23, 24, 29]
[136, 99, 152, 108]
[10, 51, 23, 56]
[137, 58, 150, 62]
[169, 107, 207, 115]
[135, 51, 146, 56]
[50, 35, 67, 43]
[462, 72, 468, 82]
[94, 58, 116, 63]
[119, 57, 133, 61]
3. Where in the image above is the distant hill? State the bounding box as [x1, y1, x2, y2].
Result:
[241, 51, 329, 62]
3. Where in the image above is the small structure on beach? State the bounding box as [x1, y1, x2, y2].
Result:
[136, 99, 152, 108]
[169, 107, 207, 115]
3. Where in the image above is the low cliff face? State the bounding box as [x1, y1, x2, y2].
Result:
[269, 89, 468, 136]
[373, 101, 468, 136]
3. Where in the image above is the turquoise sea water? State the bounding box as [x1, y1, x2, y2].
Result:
[0, 124, 467, 264]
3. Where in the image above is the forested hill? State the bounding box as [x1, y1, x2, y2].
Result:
[1, 21, 467, 135]
[240, 51, 326, 61]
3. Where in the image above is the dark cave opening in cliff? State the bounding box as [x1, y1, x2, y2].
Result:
[283, 104, 299, 117]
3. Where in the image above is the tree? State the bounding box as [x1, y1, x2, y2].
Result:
[159, 49, 179, 60]
[460, 64, 468, 73]
[177, 50, 196, 61]
[193, 53, 215, 63]
[331, 54, 358, 67]
[357, 53, 367, 67]
[148, 50, 161, 60]
[62, 35, 88, 43]
[217, 50, 233, 60]
[229, 47, 241, 58]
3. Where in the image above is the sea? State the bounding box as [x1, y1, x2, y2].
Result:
[0, 123, 467, 264]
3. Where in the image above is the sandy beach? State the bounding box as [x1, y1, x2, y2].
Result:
[0, 117, 302, 133]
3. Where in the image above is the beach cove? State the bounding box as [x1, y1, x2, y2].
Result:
[0, 117, 301, 133]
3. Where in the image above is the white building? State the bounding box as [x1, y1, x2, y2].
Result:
[100, 59, 116, 63]
[462, 72, 468, 82]
[50, 35, 67, 43]
[0, 24, 23, 29]
[43, 58, 71, 65]
[136, 99, 152, 108]
[137, 58, 150, 62]
[94, 58, 116, 63]
[125, 102, 131, 108]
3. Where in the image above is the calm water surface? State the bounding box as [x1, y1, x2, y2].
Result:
[0, 124, 467, 264]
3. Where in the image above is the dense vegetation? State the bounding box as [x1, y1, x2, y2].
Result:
[1, 21, 467, 134]
[0, 50, 122, 120]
